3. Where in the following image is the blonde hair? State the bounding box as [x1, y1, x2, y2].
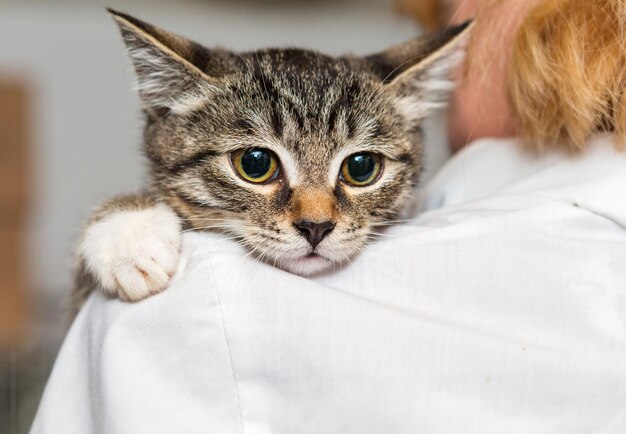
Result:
[510, 0, 626, 151]
[399, 0, 626, 152]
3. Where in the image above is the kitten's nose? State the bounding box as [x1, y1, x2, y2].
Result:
[294, 220, 335, 249]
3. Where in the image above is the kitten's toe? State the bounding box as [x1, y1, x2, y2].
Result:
[116, 244, 180, 301]
[111, 264, 155, 302]
[80, 204, 182, 301]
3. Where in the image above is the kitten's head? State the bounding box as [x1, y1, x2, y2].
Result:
[110, 9, 471, 275]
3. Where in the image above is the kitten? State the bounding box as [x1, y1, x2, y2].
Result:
[73, 9, 471, 310]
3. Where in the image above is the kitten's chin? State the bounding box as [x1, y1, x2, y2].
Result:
[280, 254, 335, 277]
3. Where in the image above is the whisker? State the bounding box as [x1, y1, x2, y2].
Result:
[181, 226, 240, 234]
[366, 232, 398, 239]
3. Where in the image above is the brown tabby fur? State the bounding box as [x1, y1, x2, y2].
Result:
[72, 9, 470, 314]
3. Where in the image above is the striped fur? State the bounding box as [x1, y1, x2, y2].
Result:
[72, 9, 471, 310]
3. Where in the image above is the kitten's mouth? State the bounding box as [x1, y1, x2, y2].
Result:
[281, 251, 333, 276]
[296, 252, 324, 262]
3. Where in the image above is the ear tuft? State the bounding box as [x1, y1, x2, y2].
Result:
[108, 9, 216, 115]
[369, 21, 473, 124]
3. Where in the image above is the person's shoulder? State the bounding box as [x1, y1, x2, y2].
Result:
[418, 134, 626, 213]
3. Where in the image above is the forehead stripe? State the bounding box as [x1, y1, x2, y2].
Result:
[155, 149, 219, 174]
[271, 108, 283, 137]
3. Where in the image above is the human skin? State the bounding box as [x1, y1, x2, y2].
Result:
[446, 0, 543, 151]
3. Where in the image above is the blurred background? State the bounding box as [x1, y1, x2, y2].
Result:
[0, 0, 440, 431]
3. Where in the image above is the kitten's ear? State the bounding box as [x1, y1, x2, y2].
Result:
[108, 8, 216, 115]
[368, 21, 473, 123]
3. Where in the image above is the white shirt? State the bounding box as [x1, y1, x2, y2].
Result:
[32, 136, 626, 433]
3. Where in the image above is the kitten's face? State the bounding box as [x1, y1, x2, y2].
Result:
[111, 9, 470, 275]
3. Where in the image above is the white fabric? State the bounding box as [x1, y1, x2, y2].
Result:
[33, 136, 626, 433]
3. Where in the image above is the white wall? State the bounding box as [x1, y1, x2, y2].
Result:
[0, 0, 448, 297]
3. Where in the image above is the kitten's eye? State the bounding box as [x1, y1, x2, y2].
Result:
[232, 148, 279, 183]
[340, 152, 382, 187]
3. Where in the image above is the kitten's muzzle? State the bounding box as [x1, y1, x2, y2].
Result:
[293, 220, 335, 250]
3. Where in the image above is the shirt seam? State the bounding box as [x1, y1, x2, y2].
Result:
[207, 256, 245, 433]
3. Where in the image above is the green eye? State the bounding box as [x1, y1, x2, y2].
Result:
[340, 152, 382, 186]
[232, 148, 279, 183]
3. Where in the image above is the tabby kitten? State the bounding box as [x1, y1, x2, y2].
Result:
[74, 9, 471, 308]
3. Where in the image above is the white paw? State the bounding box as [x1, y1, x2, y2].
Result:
[79, 204, 182, 302]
